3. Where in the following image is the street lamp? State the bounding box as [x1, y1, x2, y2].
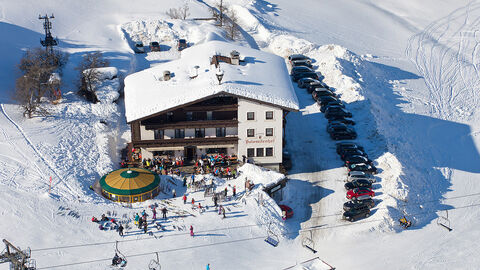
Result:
[216, 68, 224, 85]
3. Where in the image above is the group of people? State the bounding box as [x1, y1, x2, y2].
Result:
[92, 214, 125, 236]
[194, 159, 237, 179]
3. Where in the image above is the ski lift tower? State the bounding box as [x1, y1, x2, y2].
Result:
[39, 14, 58, 53]
[0, 239, 36, 270]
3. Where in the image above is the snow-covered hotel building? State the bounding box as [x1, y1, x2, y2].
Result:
[124, 38, 299, 171]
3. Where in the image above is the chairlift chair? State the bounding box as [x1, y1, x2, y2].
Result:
[112, 241, 127, 267]
[264, 223, 279, 247]
[302, 237, 317, 253]
[437, 210, 453, 232]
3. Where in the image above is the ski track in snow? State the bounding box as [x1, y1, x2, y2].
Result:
[406, 0, 480, 121]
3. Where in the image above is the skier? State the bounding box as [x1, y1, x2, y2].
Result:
[221, 206, 226, 219]
[152, 207, 157, 220]
[213, 195, 218, 207]
[162, 207, 168, 219]
[191, 198, 195, 205]
[91, 216, 99, 223]
[191, 174, 195, 185]
[206, 263, 210, 270]
[218, 205, 222, 215]
[134, 213, 140, 226]
[190, 225, 194, 237]
[183, 194, 187, 204]
[224, 187, 228, 197]
[233, 186, 236, 197]
[118, 224, 124, 236]
[183, 176, 187, 187]
[144, 222, 148, 234]
[172, 189, 176, 198]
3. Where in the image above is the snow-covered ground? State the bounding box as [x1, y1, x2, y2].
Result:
[1, 0, 480, 269]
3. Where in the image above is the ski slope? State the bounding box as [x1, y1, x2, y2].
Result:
[1, 0, 480, 269]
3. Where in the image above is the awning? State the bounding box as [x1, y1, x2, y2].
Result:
[197, 144, 236, 149]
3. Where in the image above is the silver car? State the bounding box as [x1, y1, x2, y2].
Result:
[346, 171, 376, 183]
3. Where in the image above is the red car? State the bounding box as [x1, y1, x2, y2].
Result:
[346, 188, 374, 200]
[279, 205, 293, 219]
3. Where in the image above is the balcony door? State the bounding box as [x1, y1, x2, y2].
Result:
[184, 146, 196, 161]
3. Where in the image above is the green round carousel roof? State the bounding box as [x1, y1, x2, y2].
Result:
[99, 168, 160, 196]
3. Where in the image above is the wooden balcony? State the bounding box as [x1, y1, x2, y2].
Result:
[144, 119, 238, 130]
[132, 136, 239, 148]
[184, 104, 238, 112]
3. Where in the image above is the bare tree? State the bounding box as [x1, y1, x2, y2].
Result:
[76, 51, 109, 103]
[166, 3, 190, 20]
[14, 47, 67, 117]
[225, 8, 240, 40]
[214, 0, 226, 26]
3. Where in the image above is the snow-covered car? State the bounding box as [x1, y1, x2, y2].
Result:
[346, 171, 376, 183]
[177, 39, 187, 51]
[346, 187, 375, 200]
[307, 81, 329, 93]
[297, 78, 320, 88]
[290, 66, 314, 76]
[133, 41, 145, 53]
[325, 107, 352, 119]
[320, 100, 345, 113]
[292, 71, 318, 82]
[291, 59, 313, 68]
[288, 54, 312, 65]
[344, 179, 372, 190]
[343, 208, 370, 222]
[312, 88, 335, 100]
[343, 199, 375, 211]
[347, 163, 377, 174]
[150, 41, 161, 51]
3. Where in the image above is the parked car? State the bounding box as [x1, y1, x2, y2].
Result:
[344, 179, 372, 190]
[288, 54, 312, 65]
[343, 208, 370, 222]
[340, 149, 368, 161]
[292, 71, 318, 82]
[312, 88, 335, 100]
[344, 155, 372, 166]
[343, 199, 375, 211]
[327, 122, 351, 134]
[316, 96, 338, 107]
[346, 171, 376, 183]
[307, 81, 329, 93]
[177, 39, 187, 51]
[297, 78, 320, 88]
[320, 100, 345, 113]
[150, 41, 161, 51]
[336, 142, 364, 154]
[133, 41, 145, 53]
[330, 130, 357, 140]
[325, 108, 352, 119]
[328, 117, 355, 126]
[347, 163, 378, 174]
[291, 60, 313, 68]
[279, 204, 294, 219]
[346, 187, 375, 200]
[290, 66, 314, 76]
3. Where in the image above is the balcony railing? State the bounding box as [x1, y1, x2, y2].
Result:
[144, 119, 238, 130]
[132, 136, 239, 148]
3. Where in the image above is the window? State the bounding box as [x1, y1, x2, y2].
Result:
[266, 128, 273, 136]
[247, 129, 255, 137]
[167, 112, 174, 122]
[216, 127, 226, 137]
[175, 129, 185, 138]
[207, 111, 213, 120]
[247, 148, 255, 157]
[195, 128, 205, 138]
[256, 148, 264, 157]
[186, 112, 193, 121]
[247, 112, 255, 120]
[266, 111, 274, 120]
[266, 147, 273, 156]
[154, 129, 164, 140]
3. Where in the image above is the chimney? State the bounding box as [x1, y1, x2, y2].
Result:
[230, 50, 240, 65]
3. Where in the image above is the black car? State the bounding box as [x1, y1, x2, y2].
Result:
[347, 163, 378, 174]
[307, 81, 329, 93]
[316, 95, 338, 106]
[341, 149, 368, 161]
[325, 108, 352, 119]
[312, 89, 335, 100]
[297, 78, 320, 88]
[150, 41, 161, 52]
[290, 66, 314, 76]
[292, 72, 318, 82]
[330, 130, 357, 140]
[328, 117, 355, 126]
[291, 60, 313, 68]
[320, 101, 345, 113]
[343, 199, 375, 212]
[336, 142, 364, 154]
[344, 155, 372, 166]
[177, 39, 187, 51]
[327, 122, 349, 133]
[344, 179, 372, 190]
[288, 54, 312, 65]
[343, 208, 370, 222]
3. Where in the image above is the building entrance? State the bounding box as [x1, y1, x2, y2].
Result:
[184, 146, 197, 161]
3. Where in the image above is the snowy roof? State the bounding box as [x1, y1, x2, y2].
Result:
[124, 40, 299, 122]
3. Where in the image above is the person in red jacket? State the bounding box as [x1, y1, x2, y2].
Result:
[183, 194, 187, 204]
